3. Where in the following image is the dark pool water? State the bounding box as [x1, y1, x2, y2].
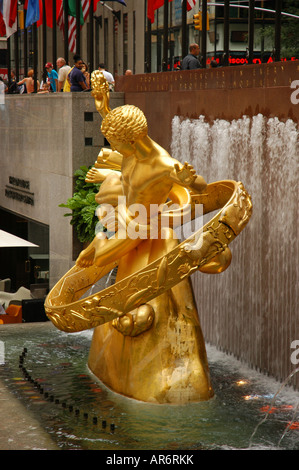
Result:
[0, 323, 298, 450]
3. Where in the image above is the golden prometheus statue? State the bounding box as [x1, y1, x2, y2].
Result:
[45, 71, 252, 404]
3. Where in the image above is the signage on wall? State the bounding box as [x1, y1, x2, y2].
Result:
[173, 53, 298, 71]
[5, 176, 34, 205]
[207, 55, 299, 67]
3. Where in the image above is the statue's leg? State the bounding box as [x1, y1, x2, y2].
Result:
[88, 232, 214, 404]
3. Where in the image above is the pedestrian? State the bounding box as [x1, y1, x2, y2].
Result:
[56, 57, 71, 92]
[38, 81, 51, 94]
[69, 55, 88, 92]
[45, 62, 58, 92]
[98, 63, 115, 90]
[81, 62, 90, 89]
[181, 44, 201, 70]
[6, 70, 18, 93]
[125, 69, 132, 76]
[210, 59, 218, 68]
[17, 69, 40, 94]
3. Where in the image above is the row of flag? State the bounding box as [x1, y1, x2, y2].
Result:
[0, 0, 126, 51]
[0, 0, 196, 52]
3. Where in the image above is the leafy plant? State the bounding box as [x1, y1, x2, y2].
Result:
[59, 166, 102, 243]
[281, 1, 299, 58]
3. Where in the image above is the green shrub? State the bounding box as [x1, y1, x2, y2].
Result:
[59, 166, 103, 243]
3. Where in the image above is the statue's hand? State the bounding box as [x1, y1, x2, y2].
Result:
[91, 70, 110, 117]
[174, 162, 197, 186]
[97, 147, 113, 161]
[91, 70, 109, 94]
[91, 87, 107, 100]
[91, 87, 108, 109]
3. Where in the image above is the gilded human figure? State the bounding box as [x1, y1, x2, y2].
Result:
[76, 72, 213, 403]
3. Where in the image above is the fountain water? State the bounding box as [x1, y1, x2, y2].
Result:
[171, 114, 299, 388]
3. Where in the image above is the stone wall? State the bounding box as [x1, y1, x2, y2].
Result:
[116, 60, 299, 151]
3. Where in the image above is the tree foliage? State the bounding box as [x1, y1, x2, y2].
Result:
[281, 1, 299, 58]
[254, 1, 299, 58]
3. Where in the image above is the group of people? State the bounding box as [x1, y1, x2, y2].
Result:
[4, 55, 115, 95]
[3, 45, 203, 95]
[40, 56, 116, 93]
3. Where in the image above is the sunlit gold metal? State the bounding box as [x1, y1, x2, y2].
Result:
[45, 71, 252, 404]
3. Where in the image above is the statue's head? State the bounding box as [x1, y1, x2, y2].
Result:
[101, 105, 148, 145]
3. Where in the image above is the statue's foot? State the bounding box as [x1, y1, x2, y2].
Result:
[76, 235, 108, 268]
[76, 245, 96, 267]
[85, 167, 100, 183]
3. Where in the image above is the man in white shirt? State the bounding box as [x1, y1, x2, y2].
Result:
[98, 63, 115, 91]
[56, 57, 71, 92]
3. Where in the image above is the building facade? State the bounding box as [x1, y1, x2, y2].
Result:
[0, 0, 281, 83]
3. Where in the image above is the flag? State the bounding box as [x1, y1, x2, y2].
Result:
[36, 0, 42, 26]
[93, 0, 100, 12]
[24, 0, 40, 28]
[36, 0, 62, 28]
[186, 0, 196, 11]
[147, 0, 173, 24]
[57, 0, 90, 53]
[0, 0, 6, 36]
[3, 0, 18, 37]
[64, 0, 84, 23]
[0, 14, 5, 36]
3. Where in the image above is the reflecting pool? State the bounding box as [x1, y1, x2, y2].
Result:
[0, 323, 298, 450]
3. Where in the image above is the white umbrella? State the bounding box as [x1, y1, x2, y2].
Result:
[0, 230, 39, 248]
